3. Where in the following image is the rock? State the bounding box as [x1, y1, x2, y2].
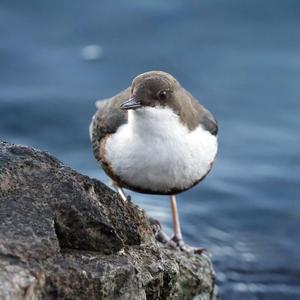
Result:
[0, 141, 216, 300]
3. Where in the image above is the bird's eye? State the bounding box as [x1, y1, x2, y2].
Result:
[158, 90, 168, 100]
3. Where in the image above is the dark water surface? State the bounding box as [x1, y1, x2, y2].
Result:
[1, 1, 300, 299]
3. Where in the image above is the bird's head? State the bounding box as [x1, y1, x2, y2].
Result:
[120, 71, 181, 111]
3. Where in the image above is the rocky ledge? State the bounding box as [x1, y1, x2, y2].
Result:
[0, 141, 216, 300]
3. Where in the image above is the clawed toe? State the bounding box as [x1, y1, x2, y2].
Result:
[179, 243, 207, 255]
[148, 221, 208, 254]
[155, 232, 208, 254]
[148, 223, 177, 248]
[171, 236, 208, 255]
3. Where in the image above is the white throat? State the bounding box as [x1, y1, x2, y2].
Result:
[105, 106, 217, 193]
[127, 106, 180, 134]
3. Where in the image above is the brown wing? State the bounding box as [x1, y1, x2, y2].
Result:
[190, 94, 218, 136]
[90, 87, 130, 162]
[175, 88, 218, 135]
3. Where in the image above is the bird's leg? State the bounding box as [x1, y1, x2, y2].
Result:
[170, 194, 183, 242]
[170, 194, 206, 254]
[111, 182, 128, 202]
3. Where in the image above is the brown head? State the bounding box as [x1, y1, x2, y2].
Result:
[120, 71, 182, 110]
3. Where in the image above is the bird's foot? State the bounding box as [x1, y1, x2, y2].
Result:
[148, 217, 177, 246]
[148, 217, 164, 237]
[148, 218, 208, 255]
[171, 235, 208, 255]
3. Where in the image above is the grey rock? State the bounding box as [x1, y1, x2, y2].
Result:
[0, 141, 216, 300]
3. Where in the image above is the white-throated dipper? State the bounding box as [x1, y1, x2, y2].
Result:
[90, 71, 218, 253]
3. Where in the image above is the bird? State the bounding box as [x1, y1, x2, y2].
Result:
[90, 71, 218, 253]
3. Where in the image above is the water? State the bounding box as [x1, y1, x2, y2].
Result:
[1, 1, 300, 298]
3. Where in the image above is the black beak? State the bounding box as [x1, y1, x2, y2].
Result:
[120, 97, 142, 110]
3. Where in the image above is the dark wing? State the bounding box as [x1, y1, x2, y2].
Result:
[197, 105, 218, 136]
[90, 87, 130, 162]
[178, 88, 218, 136]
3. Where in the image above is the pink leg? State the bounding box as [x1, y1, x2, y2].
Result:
[170, 195, 206, 254]
[170, 194, 183, 242]
[112, 182, 128, 202]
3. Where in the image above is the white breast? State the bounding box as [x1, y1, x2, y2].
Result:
[105, 106, 217, 193]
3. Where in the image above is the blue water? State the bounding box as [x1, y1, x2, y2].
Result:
[1, 1, 300, 299]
